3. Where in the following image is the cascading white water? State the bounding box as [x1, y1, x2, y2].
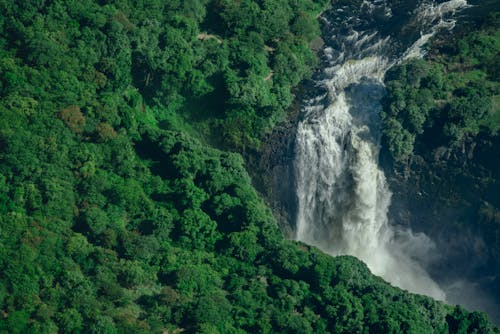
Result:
[295, 0, 469, 300]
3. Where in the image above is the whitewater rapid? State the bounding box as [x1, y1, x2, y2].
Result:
[295, 0, 469, 300]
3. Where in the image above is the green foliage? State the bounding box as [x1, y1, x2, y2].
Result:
[383, 117, 416, 161]
[382, 18, 500, 161]
[0, 1, 497, 333]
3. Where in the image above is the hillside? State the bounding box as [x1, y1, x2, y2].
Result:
[0, 1, 497, 333]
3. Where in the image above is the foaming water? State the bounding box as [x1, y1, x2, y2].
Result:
[402, 0, 471, 60]
[295, 0, 468, 300]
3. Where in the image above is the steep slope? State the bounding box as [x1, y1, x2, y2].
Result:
[380, 3, 500, 322]
[0, 1, 497, 333]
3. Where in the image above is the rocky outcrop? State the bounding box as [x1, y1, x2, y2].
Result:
[382, 132, 500, 322]
[249, 90, 306, 238]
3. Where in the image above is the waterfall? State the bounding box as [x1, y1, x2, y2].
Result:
[294, 0, 469, 300]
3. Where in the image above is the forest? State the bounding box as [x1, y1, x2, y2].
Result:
[381, 11, 499, 161]
[0, 0, 498, 333]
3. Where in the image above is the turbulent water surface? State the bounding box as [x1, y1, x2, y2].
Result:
[294, 0, 470, 301]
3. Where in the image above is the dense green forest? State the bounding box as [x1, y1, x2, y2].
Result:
[0, 1, 497, 333]
[381, 11, 499, 161]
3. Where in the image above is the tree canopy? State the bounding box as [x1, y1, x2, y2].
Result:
[0, 1, 498, 333]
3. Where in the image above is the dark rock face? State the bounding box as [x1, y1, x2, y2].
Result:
[251, 96, 303, 238]
[382, 132, 500, 322]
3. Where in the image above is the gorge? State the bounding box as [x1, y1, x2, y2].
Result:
[293, 0, 499, 322]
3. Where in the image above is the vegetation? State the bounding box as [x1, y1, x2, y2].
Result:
[381, 11, 499, 162]
[0, 1, 497, 333]
[381, 9, 500, 321]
